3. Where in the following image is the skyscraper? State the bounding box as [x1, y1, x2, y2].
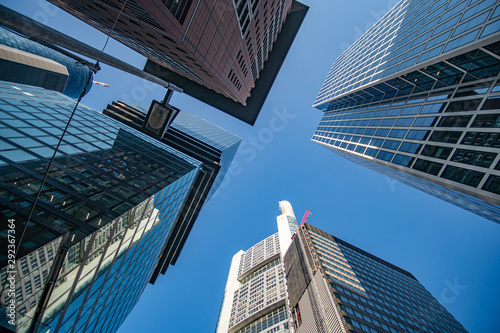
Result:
[102, 100, 242, 281]
[0, 80, 240, 332]
[47, 0, 308, 125]
[215, 200, 297, 333]
[216, 200, 467, 332]
[284, 223, 468, 333]
[312, 0, 500, 222]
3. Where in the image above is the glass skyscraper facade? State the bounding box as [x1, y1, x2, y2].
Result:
[0, 80, 199, 261]
[123, 102, 242, 201]
[101, 100, 242, 282]
[0, 80, 240, 332]
[312, 0, 500, 222]
[284, 223, 468, 333]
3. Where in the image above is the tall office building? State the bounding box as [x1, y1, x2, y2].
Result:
[216, 201, 467, 332]
[284, 223, 468, 332]
[312, 0, 500, 222]
[215, 200, 298, 333]
[102, 100, 242, 281]
[0, 80, 240, 332]
[47, 0, 308, 124]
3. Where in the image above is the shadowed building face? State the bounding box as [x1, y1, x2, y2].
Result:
[47, 0, 309, 124]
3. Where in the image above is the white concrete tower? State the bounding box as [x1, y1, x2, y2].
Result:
[215, 201, 300, 333]
[277, 200, 299, 259]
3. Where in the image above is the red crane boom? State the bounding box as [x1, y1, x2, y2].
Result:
[300, 210, 311, 227]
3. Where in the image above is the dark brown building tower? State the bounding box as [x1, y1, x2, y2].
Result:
[48, 0, 308, 124]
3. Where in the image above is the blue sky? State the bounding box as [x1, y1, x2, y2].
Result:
[4, 0, 500, 332]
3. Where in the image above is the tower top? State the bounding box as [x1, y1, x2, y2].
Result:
[279, 200, 295, 217]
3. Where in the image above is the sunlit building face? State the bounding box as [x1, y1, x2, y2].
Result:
[312, 0, 500, 222]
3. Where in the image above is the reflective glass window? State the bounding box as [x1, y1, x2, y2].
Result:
[413, 159, 443, 175]
[382, 140, 401, 150]
[480, 19, 500, 38]
[441, 165, 484, 187]
[389, 129, 408, 138]
[462, 0, 495, 21]
[364, 128, 376, 135]
[420, 145, 452, 159]
[481, 96, 500, 110]
[395, 118, 415, 127]
[429, 131, 462, 143]
[371, 138, 384, 147]
[444, 28, 480, 52]
[449, 48, 500, 81]
[445, 98, 482, 112]
[413, 117, 437, 127]
[454, 81, 492, 97]
[437, 115, 472, 127]
[426, 29, 453, 51]
[451, 149, 497, 168]
[406, 130, 429, 140]
[386, 108, 402, 116]
[355, 146, 366, 154]
[399, 142, 421, 153]
[393, 154, 413, 167]
[420, 103, 445, 114]
[375, 129, 390, 137]
[452, 11, 490, 37]
[360, 137, 371, 144]
[482, 175, 500, 194]
[401, 106, 421, 115]
[380, 118, 396, 126]
[377, 151, 394, 162]
[471, 114, 500, 127]
[461, 132, 500, 147]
